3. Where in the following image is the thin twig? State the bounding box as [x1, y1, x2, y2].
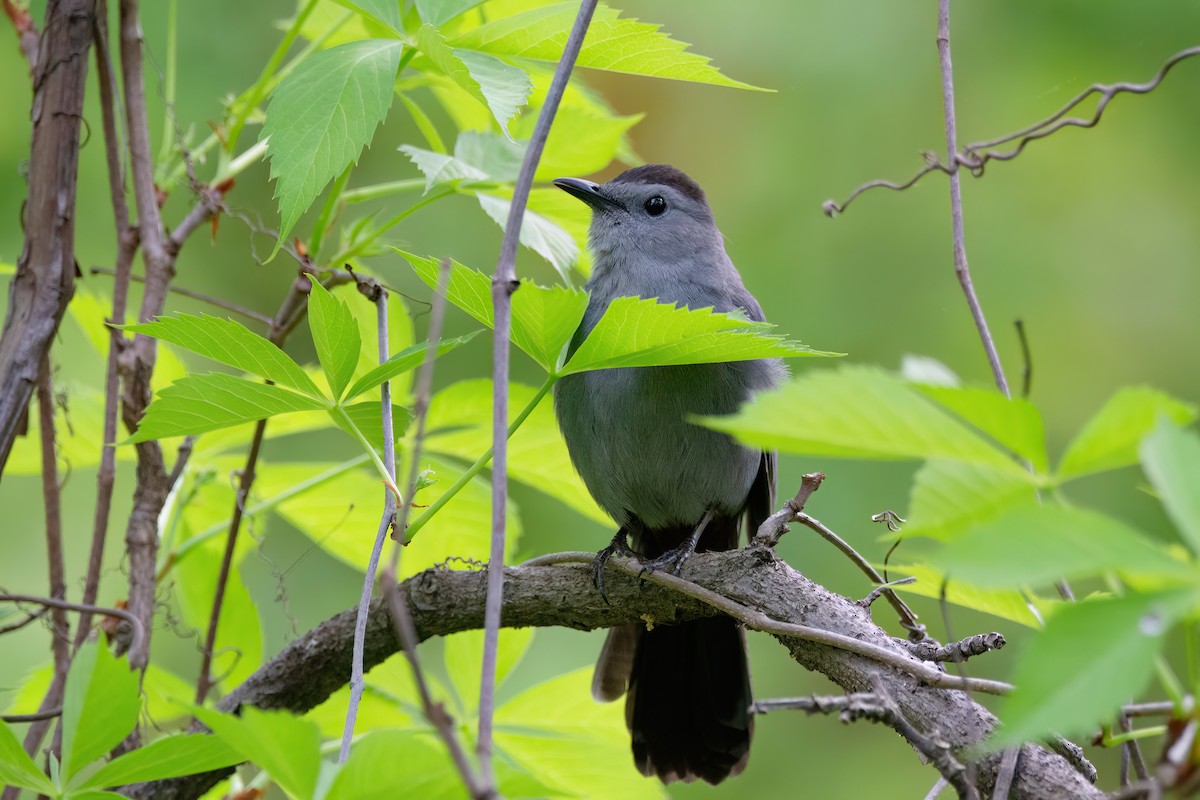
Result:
[478, 0, 598, 786]
[825, 46, 1200, 215]
[902, 632, 1006, 664]
[1107, 780, 1162, 800]
[992, 746, 1020, 800]
[77, 0, 137, 655]
[0, 595, 144, 658]
[1015, 319, 1032, 399]
[1123, 700, 1182, 718]
[19, 366, 72, 761]
[926, 779, 950, 800]
[0, 605, 48, 635]
[869, 673, 979, 799]
[378, 262, 487, 795]
[2, 0, 39, 71]
[524, 551, 1012, 696]
[937, 0, 1009, 397]
[751, 692, 884, 721]
[90, 266, 270, 326]
[1116, 713, 1149, 782]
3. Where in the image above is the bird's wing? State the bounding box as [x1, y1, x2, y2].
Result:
[744, 450, 777, 544]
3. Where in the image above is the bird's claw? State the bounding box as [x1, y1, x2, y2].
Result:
[593, 530, 636, 603]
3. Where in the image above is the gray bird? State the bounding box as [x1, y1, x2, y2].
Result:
[553, 164, 785, 784]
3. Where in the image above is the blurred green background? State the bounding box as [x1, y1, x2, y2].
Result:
[2, 1, 1199, 796]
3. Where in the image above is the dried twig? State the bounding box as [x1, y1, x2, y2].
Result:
[825, 46, 1200, 216]
[902, 632, 1006, 664]
[0, 595, 144, 658]
[751, 692, 885, 722]
[90, 267, 271, 325]
[993, 746, 1021, 800]
[478, 0, 598, 785]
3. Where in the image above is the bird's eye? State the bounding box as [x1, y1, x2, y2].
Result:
[644, 196, 667, 216]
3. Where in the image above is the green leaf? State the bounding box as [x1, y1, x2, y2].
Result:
[269, 455, 521, 576]
[61, 644, 140, 781]
[0, 718, 55, 794]
[937, 504, 1191, 588]
[262, 39, 403, 247]
[903, 460, 1039, 542]
[331, 401, 413, 447]
[415, 0, 485, 26]
[451, 2, 766, 91]
[496, 668, 664, 800]
[1141, 421, 1200, 555]
[888, 562, 1048, 628]
[445, 628, 534, 714]
[477, 193, 579, 281]
[453, 131, 524, 181]
[992, 588, 1199, 747]
[563, 296, 833, 375]
[405, 253, 587, 371]
[307, 281, 362, 400]
[335, 0, 403, 35]
[127, 374, 327, 443]
[123, 314, 320, 397]
[344, 331, 482, 400]
[325, 729, 462, 799]
[916, 384, 1048, 472]
[417, 24, 531, 135]
[76, 734, 241, 791]
[1058, 387, 1198, 480]
[698, 366, 1026, 472]
[424, 379, 609, 524]
[399, 144, 489, 193]
[194, 707, 321, 800]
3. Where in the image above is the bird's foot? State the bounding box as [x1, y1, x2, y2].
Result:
[637, 509, 715, 585]
[593, 529, 637, 602]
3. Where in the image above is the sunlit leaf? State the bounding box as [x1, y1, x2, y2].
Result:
[903, 460, 1039, 542]
[262, 39, 403, 247]
[123, 314, 319, 396]
[0, 719, 55, 794]
[417, 24, 531, 135]
[415, 0, 486, 26]
[405, 253, 587, 371]
[335, 0, 403, 34]
[194, 707, 321, 800]
[344, 331, 483, 400]
[325, 729, 462, 799]
[444, 628, 535, 714]
[424, 379, 609, 524]
[887, 562, 1048, 628]
[127, 374, 327, 443]
[76, 734, 241, 791]
[936, 504, 1191, 588]
[61, 644, 140, 780]
[308, 281, 362, 400]
[451, 2, 765, 91]
[399, 144, 489, 193]
[992, 588, 1199, 748]
[1058, 387, 1197, 480]
[1141, 421, 1200, 555]
[477, 193, 579, 281]
[699, 367, 1025, 472]
[916, 384, 1048, 472]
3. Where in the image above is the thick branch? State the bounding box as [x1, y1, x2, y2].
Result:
[126, 548, 1101, 800]
[0, 0, 95, 477]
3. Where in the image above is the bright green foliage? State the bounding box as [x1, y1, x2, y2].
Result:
[0, 645, 241, 797]
[476, 193, 580, 281]
[561, 296, 835, 374]
[418, 24, 532, 135]
[888, 563, 1047, 628]
[335, 0, 403, 35]
[195, 706, 322, 800]
[261, 39, 403, 247]
[902, 460, 1039, 543]
[935, 505, 1192, 588]
[0, 718, 55, 795]
[1057, 386, 1197, 479]
[450, 2, 766, 91]
[914, 384, 1048, 471]
[307, 281, 362, 400]
[700, 366, 1023, 470]
[399, 144, 489, 192]
[424, 379, 609, 524]
[1141, 421, 1200, 553]
[415, 0, 487, 27]
[128, 375, 328, 442]
[61, 643, 141, 780]
[123, 315, 320, 396]
[406, 253, 587, 370]
[992, 588, 1200, 748]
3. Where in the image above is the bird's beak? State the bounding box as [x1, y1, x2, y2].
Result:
[553, 177, 626, 212]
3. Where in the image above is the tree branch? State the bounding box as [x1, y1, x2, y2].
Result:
[0, 0, 96, 477]
[124, 548, 1101, 800]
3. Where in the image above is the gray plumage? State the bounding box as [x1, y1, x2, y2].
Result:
[553, 165, 784, 785]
